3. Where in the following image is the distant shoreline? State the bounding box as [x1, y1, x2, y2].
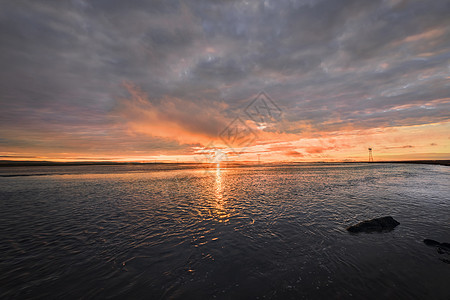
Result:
[345, 160, 450, 166]
[0, 160, 448, 167]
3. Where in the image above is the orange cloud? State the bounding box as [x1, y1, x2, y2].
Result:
[114, 82, 230, 146]
[402, 27, 446, 43]
[285, 150, 304, 157]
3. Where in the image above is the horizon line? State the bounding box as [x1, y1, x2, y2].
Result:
[1, 159, 449, 167]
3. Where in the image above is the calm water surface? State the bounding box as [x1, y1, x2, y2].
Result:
[0, 163, 449, 299]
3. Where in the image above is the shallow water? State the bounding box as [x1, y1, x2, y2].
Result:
[0, 163, 449, 299]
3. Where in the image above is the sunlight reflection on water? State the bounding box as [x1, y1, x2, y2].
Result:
[213, 164, 229, 223]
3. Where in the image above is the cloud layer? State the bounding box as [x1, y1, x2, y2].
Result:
[0, 0, 449, 161]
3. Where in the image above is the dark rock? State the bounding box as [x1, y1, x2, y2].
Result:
[423, 239, 450, 264]
[347, 216, 400, 233]
[423, 239, 450, 253]
[441, 243, 450, 251]
[440, 258, 450, 264]
[424, 239, 441, 247]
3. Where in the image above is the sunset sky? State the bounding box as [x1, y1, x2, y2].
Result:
[0, 0, 449, 162]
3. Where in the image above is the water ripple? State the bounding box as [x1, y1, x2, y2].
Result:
[0, 163, 449, 299]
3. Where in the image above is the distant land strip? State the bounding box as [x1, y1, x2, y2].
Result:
[357, 160, 450, 166]
[0, 160, 448, 167]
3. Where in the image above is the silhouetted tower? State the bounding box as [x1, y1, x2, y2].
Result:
[368, 148, 374, 162]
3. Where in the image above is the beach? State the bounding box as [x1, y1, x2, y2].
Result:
[1, 163, 449, 299]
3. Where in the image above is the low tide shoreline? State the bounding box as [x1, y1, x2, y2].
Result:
[0, 160, 448, 167]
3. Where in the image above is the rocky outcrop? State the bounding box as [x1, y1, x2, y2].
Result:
[424, 239, 450, 251]
[347, 216, 400, 233]
[423, 239, 441, 247]
[423, 239, 450, 263]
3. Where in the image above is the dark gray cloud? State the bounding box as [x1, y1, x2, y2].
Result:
[0, 0, 449, 155]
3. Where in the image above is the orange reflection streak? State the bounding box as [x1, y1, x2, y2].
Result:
[215, 163, 223, 201]
[213, 163, 230, 222]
